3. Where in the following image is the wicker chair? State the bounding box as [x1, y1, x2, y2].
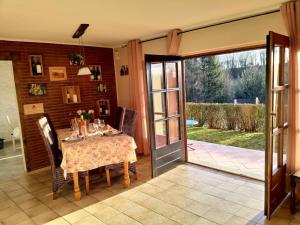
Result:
[37, 116, 89, 199]
[105, 108, 138, 186]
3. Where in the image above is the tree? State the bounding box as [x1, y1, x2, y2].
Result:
[235, 66, 266, 103]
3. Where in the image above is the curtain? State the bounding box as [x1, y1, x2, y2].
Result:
[127, 40, 150, 155]
[167, 29, 182, 55]
[281, 1, 300, 173]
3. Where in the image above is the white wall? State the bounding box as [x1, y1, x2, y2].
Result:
[0, 61, 19, 141]
[114, 12, 287, 107]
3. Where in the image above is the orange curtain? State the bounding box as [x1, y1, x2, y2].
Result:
[127, 40, 150, 155]
[167, 29, 182, 55]
[281, 1, 300, 173]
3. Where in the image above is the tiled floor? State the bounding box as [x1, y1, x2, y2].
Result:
[0, 155, 298, 225]
[188, 140, 276, 180]
[0, 141, 22, 159]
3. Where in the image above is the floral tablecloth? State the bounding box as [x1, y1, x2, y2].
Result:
[57, 129, 137, 177]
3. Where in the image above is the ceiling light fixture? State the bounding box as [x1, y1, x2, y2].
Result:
[72, 24, 91, 76]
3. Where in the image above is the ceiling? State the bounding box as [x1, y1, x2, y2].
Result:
[0, 0, 288, 47]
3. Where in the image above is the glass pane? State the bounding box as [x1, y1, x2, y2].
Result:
[151, 63, 164, 90]
[272, 92, 279, 128]
[273, 46, 280, 88]
[153, 92, 165, 120]
[155, 120, 167, 149]
[166, 63, 178, 88]
[272, 133, 280, 172]
[284, 47, 289, 84]
[168, 91, 179, 116]
[284, 89, 288, 124]
[283, 128, 287, 164]
[169, 118, 180, 144]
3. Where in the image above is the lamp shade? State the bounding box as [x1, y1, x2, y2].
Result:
[77, 66, 92, 76]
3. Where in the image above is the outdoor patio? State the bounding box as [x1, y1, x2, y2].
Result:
[188, 140, 270, 180]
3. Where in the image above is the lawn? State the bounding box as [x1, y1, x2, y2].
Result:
[187, 127, 265, 150]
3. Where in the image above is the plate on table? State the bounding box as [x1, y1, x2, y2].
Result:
[103, 130, 123, 136]
[62, 136, 84, 143]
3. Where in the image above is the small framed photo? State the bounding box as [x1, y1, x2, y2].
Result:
[96, 99, 110, 116]
[29, 55, 43, 77]
[97, 83, 107, 93]
[28, 83, 47, 96]
[120, 65, 128, 76]
[49, 66, 67, 81]
[89, 65, 102, 81]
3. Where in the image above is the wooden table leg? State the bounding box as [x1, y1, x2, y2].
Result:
[72, 172, 81, 201]
[85, 175, 90, 195]
[124, 160, 130, 188]
[105, 166, 111, 187]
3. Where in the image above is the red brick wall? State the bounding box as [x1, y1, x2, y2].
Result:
[0, 40, 117, 171]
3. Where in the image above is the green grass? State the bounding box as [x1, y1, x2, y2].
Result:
[187, 127, 265, 150]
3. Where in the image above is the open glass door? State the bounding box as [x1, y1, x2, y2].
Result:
[145, 54, 185, 177]
[265, 31, 289, 219]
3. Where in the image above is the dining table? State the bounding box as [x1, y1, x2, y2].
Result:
[57, 127, 137, 200]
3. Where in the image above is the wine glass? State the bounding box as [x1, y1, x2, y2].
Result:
[99, 119, 105, 131]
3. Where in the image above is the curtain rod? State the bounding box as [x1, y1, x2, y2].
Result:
[121, 8, 280, 48]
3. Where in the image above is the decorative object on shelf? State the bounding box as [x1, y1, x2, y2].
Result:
[89, 65, 102, 81]
[62, 86, 81, 104]
[29, 55, 43, 77]
[28, 83, 47, 96]
[97, 99, 110, 116]
[120, 65, 128, 76]
[49, 66, 67, 81]
[97, 83, 107, 93]
[72, 24, 92, 76]
[23, 103, 44, 115]
[68, 53, 83, 66]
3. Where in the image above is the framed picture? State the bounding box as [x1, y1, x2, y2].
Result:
[29, 55, 43, 77]
[49, 66, 67, 81]
[120, 65, 128, 76]
[96, 99, 110, 116]
[89, 65, 102, 81]
[97, 83, 107, 93]
[28, 83, 47, 96]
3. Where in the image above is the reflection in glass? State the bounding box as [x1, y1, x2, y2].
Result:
[151, 63, 164, 90]
[284, 89, 288, 124]
[153, 92, 165, 120]
[272, 134, 280, 172]
[272, 92, 279, 128]
[283, 128, 287, 164]
[168, 91, 179, 116]
[169, 118, 180, 144]
[273, 46, 280, 88]
[284, 48, 289, 84]
[166, 63, 178, 88]
[155, 120, 167, 149]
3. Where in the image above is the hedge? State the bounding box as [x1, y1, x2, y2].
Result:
[186, 103, 265, 132]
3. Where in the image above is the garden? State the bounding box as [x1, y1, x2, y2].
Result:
[186, 103, 265, 150]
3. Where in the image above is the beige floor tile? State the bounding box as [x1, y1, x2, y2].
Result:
[73, 215, 105, 225]
[1, 211, 30, 225]
[137, 211, 169, 225]
[192, 217, 218, 225]
[0, 200, 16, 211]
[73, 195, 98, 208]
[170, 210, 200, 225]
[52, 202, 80, 217]
[136, 183, 163, 195]
[185, 200, 211, 216]
[44, 217, 70, 225]
[123, 204, 150, 220]
[223, 215, 255, 225]
[18, 198, 41, 210]
[0, 206, 22, 220]
[63, 209, 90, 224]
[24, 203, 50, 217]
[102, 195, 137, 212]
[11, 193, 35, 204]
[84, 202, 107, 214]
[234, 206, 263, 222]
[93, 205, 120, 224]
[106, 213, 142, 225]
[151, 202, 181, 218]
[201, 208, 233, 224]
[31, 210, 59, 225]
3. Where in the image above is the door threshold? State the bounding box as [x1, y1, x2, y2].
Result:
[187, 161, 264, 182]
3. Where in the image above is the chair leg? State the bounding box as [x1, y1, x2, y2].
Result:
[53, 192, 58, 200]
[85, 175, 90, 195]
[105, 166, 111, 187]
